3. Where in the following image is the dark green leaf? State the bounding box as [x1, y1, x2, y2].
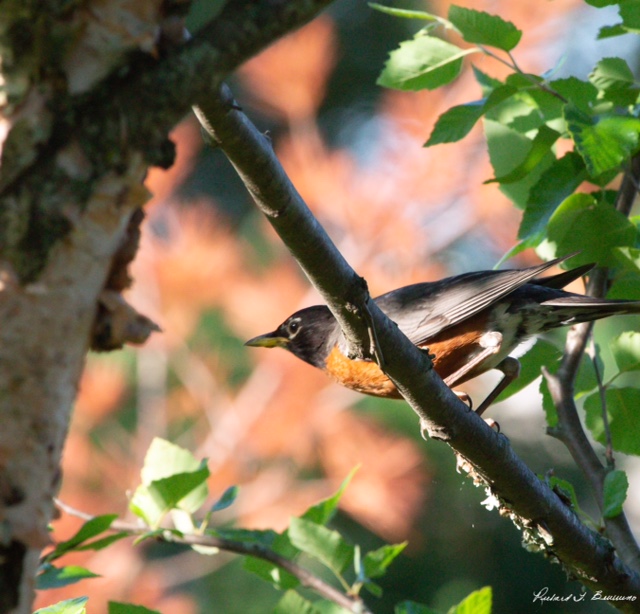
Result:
[585, 387, 640, 455]
[541, 376, 558, 428]
[603, 470, 629, 518]
[289, 517, 354, 576]
[426, 101, 485, 146]
[46, 515, 118, 561]
[518, 152, 587, 241]
[585, 0, 619, 6]
[486, 125, 560, 184]
[620, 1, 640, 30]
[273, 591, 323, 614]
[597, 24, 629, 39]
[550, 78, 598, 114]
[448, 6, 522, 51]
[211, 485, 239, 512]
[547, 193, 637, 267]
[395, 601, 440, 614]
[472, 66, 503, 94]
[108, 604, 161, 614]
[377, 35, 474, 91]
[243, 556, 300, 590]
[611, 332, 640, 373]
[37, 564, 100, 590]
[302, 468, 357, 525]
[363, 542, 407, 579]
[75, 532, 129, 552]
[565, 104, 640, 176]
[426, 85, 517, 146]
[448, 586, 492, 614]
[35, 597, 89, 614]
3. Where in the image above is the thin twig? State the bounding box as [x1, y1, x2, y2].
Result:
[587, 338, 614, 467]
[54, 500, 372, 614]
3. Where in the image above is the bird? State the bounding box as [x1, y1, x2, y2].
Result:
[245, 256, 640, 415]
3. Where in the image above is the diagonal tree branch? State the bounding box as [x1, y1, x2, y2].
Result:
[194, 82, 640, 609]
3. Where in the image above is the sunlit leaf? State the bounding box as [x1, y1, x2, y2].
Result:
[36, 564, 99, 590]
[448, 586, 492, 614]
[448, 6, 521, 51]
[378, 35, 475, 91]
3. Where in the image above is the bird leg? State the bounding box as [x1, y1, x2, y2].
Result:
[474, 356, 521, 416]
[440, 332, 519, 417]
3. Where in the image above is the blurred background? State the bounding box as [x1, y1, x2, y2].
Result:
[38, 1, 640, 612]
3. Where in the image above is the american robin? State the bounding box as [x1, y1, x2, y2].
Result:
[246, 256, 640, 415]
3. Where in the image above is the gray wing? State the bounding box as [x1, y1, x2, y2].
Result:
[374, 255, 575, 345]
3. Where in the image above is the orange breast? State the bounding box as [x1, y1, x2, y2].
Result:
[323, 313, 491, 398]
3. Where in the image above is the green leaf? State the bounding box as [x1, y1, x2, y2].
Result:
[547, 476, 580, 510]
[108, 604, 161, 614]
[611, 332, 640, 374]
[550, 78, 598, 114]
[130, 438, 210, 527]
[75, 532, 129, 552]
[35, 597, 89, 614]
[603, 470, 629, 518]
[241, 529, 300, 590]
[273, 591, 323, 614]
[426, 85, 516, 146]
[597, 24, 629, 39]
[518, 152, 587, 242]
[46, 514, 118, 561]
[363, 542, 407, 579]
[130, 463, 210, 527]
[448, 6, 522, 51]
[368, 3, 444, 21]
[585, 0, 619, 6]
[589, 57, 639, 106]
[302, 468, 357, 525]
[289, 517, 354, 576]
[484, 120, 555, 208]
[565, 104, 640, 176]
[36, 564, 100, 590]
[211, 485, 239, 512]
[547, 193, 637, 267]
[585, 387, 640, 455]
[426, 101, 486, 146]
[377, 35, 475, 91]
[486, 125, 560, 184]
[395, 601, 440, 614]
[448, 586, 492, 614]
[620, 0, 640, 31]
[590, 57, 635, 91]
[472, 66, 503, 94]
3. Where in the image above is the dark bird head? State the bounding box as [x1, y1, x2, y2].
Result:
[245, 305, 338, 368]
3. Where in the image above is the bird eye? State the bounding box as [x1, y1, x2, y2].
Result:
[287, 319, 301, 336]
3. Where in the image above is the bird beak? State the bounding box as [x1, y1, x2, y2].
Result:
[245, 330, 289, 348]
